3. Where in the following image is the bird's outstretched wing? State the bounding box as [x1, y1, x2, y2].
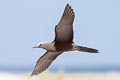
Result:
[54, 4, 75, 43]
[31, 51, 63, 76]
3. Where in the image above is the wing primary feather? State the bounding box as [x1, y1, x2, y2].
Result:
[54, 4, 75, 43]
[31, 51, 63, 76]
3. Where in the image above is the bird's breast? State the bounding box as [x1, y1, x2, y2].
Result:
[45, 42, 56, 52]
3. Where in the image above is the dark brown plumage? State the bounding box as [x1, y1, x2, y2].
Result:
[54, 4, 74, 51]
[31, 4, 99, 76]
[54, 4, 74, 43]
[78, 46, 99, 53]
[31, 51, 62, 76]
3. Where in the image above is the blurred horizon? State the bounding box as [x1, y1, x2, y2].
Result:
[1, 65, 120, 73]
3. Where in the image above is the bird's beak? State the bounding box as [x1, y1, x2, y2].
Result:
[32, 45, 39, 48]
[32, 46, 37, 48]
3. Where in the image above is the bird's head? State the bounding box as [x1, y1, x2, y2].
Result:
[32, 42, 47, 48]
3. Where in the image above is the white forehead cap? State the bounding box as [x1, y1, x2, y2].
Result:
[37, 41, 46, 45]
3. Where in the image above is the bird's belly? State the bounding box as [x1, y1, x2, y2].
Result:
[46, 42, 78, 52]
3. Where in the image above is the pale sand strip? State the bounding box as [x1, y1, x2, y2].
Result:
[0, 72, 120, 80]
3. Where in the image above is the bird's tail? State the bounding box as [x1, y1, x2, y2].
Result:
[78, 46, 99, 53]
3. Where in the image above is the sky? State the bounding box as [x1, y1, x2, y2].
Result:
[0, 0, 120, 71]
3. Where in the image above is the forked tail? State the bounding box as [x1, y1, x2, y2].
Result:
[78, 46, 99, 53]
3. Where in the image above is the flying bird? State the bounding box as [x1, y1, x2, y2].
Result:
[31, 4, 99, 76]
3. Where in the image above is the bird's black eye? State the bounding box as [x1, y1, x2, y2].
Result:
[39, 44, 42, 46]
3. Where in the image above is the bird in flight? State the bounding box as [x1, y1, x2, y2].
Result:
[31, 4, 99, 76]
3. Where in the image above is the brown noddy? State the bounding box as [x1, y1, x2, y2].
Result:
[31, 4, 99, 76]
